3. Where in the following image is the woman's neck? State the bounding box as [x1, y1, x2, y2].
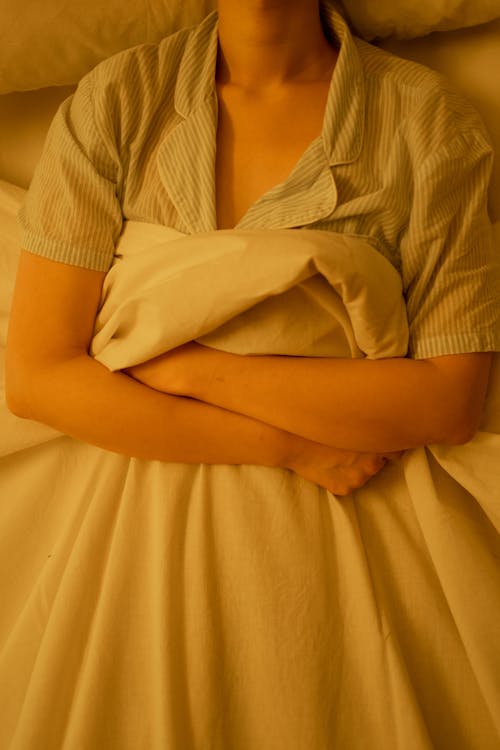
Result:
[216, 0, 337, 90]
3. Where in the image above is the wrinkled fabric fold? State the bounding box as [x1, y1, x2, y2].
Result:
[90, 221, 409, 368]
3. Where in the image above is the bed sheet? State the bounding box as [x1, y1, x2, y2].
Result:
[1, 180, 499, 750]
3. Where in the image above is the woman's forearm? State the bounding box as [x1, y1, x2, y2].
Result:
[8, 353, 290, 467]
[185, 349, 492, 452]
[128, 345, 492, 453]
[9, 352, 400, 496]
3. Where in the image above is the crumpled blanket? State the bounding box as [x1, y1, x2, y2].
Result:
[90, 221, 408, 367]
[1, 221, 499, 750]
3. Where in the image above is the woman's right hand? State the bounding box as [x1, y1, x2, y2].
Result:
[282, 434, 403, 497]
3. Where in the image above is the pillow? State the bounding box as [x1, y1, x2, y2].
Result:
[1, 0, 499, 93]
[0, 0, 216, 94]
[338, 0, 500, 40]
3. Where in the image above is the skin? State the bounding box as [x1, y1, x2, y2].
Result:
[215, 0, 339, 228]
[6, 0, 492, 496]
[124, 344, 491, 450]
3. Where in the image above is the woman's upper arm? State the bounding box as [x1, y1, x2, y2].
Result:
[399, 129, 499, 360]
[5, 250, 106, 407]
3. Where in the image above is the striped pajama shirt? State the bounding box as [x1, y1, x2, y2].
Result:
[18, 6, 500, 358]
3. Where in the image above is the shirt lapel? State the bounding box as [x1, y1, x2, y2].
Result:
[156, 7, 366, 233]
[237, 7, 366, 230]
[157, 99, 218, 232]
[156, 12, 219, 233]
[237, 139, 339, 230]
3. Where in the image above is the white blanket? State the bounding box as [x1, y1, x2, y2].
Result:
[1, 211, 499, 750]
[91, 220, 408, 367]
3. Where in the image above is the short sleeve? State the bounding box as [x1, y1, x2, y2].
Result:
[17, 71, 123, 272]
[399, 128, 500, 359]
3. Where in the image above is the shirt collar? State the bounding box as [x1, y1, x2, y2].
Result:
[320, 4, 366, 166]
[173, 7, 365, 167]
[161, 7, 366, 232]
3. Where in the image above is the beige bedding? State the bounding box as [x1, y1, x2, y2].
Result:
[1, 182, 499, 748]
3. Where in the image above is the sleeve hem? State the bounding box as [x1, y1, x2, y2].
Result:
[410, 332, 500, 359]
[19, 229, 114, 272]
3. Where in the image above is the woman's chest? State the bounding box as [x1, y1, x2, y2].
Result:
[215, 82, 331, 229]
[122, 83, 407, 251]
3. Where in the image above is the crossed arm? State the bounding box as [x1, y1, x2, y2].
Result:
[125, 342, 493, 453]
[7, 250, 493, 496]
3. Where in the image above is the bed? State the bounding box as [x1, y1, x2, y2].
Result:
[1, 2, 499, 748]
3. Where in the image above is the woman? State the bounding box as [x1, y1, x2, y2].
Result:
[6, 0, 495, 487]
[5, 0, 499, 747]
